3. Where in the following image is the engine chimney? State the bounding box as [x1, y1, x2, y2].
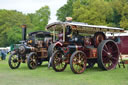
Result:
[21, 25, 27, 41]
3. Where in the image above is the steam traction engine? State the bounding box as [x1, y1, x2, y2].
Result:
[46, 22, 124, 74]
[8, 25, 52, 69]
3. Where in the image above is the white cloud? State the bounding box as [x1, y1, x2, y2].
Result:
[0, 0, 67, 23]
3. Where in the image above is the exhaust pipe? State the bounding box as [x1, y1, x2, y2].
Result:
[21, 25, 27, 41]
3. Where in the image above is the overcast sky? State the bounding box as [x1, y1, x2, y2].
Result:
[0, 0, 67, 23]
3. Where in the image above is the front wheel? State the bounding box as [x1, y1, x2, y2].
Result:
[70, 51, 87, 74]
[27, 52, 38, 69]
[8, 52, 21, 69]
[51, 50, 67, 72]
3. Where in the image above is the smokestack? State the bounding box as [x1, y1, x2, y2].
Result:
[21, 25, 27, 41]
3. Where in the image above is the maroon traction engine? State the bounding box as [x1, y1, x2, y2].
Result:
[46, 22, 124, 74]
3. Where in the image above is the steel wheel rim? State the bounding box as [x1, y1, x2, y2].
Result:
[72, 52, 86, 73]
[29, 54, 37, 68]
[53, 51, 66, 71]
[101, 41, 119, 70]
[10, 55, 20, 67]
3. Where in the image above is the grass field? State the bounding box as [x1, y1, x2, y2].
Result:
[0, 58, 128, 85]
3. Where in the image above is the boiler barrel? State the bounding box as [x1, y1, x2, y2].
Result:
[68, 45, 83, 53]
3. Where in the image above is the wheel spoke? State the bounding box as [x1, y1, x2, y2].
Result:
[14, 63, 17, 67]
[103, 56, 109, 63]
[103, 49, 109, 55]
[112, 50, 118, 54]
[109, 45, 114, 50]
[110, 57, 117, 61]
[104, 45, 109, 51]
[79, 53, 81, 60]
[55, 62, 60, 67]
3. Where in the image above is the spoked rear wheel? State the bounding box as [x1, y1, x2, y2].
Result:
[93, 32, 106, 47]
[8, 52, 21, 69]
[27, 52, 38, 69]
[51, 50, 67, 72]
[70, 51, 87, 74]
[97, 40, 119, 70]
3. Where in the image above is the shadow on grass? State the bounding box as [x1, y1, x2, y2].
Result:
[86, 67, 102, 72]
[5, 61, 106, 76]
[40, 63, 49, 67]
[15, 63, 49, 70]
[46, 66, 104, 76]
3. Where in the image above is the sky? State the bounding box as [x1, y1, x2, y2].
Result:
[0, 0, 67, 23]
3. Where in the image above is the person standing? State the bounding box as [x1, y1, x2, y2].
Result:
[65, 17, 72, 41]
[1, 50, 6, 60]
[0, 50, 2, 60]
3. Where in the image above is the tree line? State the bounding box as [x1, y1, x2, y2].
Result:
[56, 0, 128, 29]
[0, 6, 50, 47]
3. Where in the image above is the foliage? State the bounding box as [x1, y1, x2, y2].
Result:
[0, 10, 33, 46]
[56, 0, 76, 21]
[73, 0, 113, 25]
[112, 0, 128, 29]
[0, 6, 50, 47]
[28, 6, 50, 31]
[56, 0, 128, 29]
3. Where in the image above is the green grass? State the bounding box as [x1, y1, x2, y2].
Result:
[0, 58, 128, 85]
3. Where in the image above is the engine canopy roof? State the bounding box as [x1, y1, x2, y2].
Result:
[46, 22, 124, 34]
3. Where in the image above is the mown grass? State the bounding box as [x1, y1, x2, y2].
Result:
[0, 57, 128, 85]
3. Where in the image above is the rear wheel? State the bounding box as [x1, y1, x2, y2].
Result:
[70, 51, 87, 74]
[93, 32, 106, 47]
[51, 50, 67, 72]
[8, 52, 21, 69]
[27, 52, 38, 69]
[97, 40, 119, 70]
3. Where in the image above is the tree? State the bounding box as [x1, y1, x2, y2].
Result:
[56, 0, 128, 29]
[28, 6, 50, 31]
[0, 10, 33, 46]
[0, 6, 51, 47]
[72, 0, 114, 26]
[56, 0, 76, 21]
[112, 0, 128, 29]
